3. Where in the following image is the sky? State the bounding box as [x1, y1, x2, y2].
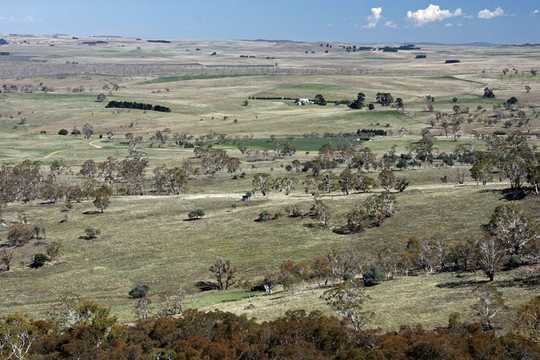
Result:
[0, 0, 539, 44]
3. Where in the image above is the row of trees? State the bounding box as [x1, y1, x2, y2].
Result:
[105, 100, 171, 112]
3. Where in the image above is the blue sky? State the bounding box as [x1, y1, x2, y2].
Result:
[0, 1, 539, 44]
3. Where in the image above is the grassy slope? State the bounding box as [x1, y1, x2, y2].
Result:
[1, 185, 538, 322]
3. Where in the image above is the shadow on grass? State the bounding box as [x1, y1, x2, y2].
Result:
[436, 273, 539, 290]
[82, 210, 103, 215]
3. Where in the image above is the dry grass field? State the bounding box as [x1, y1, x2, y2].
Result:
[0, 35, 539, 330]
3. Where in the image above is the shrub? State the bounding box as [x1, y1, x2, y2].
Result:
[58, 129, 69, 136]
[30, 253, 49, 269]
[284, 204, 303, 218]
[188, 209, 205, 220]
[82, 227, 100, 240]
[255, 210, 274, 222]
[46, 241, 63, 260]
[504, 255, 522, 270]
[7, 224, 35, 247]
[363, 265, 385, 287]
[129, 284, 149, 299]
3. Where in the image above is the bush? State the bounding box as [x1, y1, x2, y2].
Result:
[58, 129, 69, 136]
[255, 210, 274, 222]
[188, 209, 205, 220]
[82, 227, 100, 240]
[363, 265, 385, 287]
[505, 255, 522, 270]
[7, 224, 35, 247]
[46, 241, 63, 260]
[129, 284, 149, 299]
[284, 204, 303, 218]
[30, 253, 49, 269]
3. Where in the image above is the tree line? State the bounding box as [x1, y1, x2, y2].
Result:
[105, 100, 171, 112]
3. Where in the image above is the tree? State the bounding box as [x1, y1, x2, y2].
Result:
[363, 193, 396, 226]
[311, 199, 331, 228]
[486, 204, 535, 256]
[93, 186, 112, 213]
[134, 297, 151, 321]
[313, 94, 327, 106]
[30, 253, 49, 269]
[514, 296, 540, 342]
[483, 87, 495, 99]
[0, 316, 35, 360]
[129, 284, 149, 299]
[395, 97, 404, 112]
[394, 177, 409, 193]
[46, 241, 63, 261]
[209, 258, 236, 290]
[472, 285, 507, 330]
[470, 153, 494, 185]
[82, 123, 94, 140]
[188, 209, 205, 220]
[375, 92, 394, 106]
[345, 206, 366, 233]
[424, 95, 435, 112]
[339, 168, 355, 195]
[252, 173, 272, 196]
[322, 280, 372, 331]
[0, 249, 14, 272]
[80, 160, 97, 178]
[159, 289, 185, 317]
[487, 135, 534, 190]
[378, 168, 396, 192]
[317, 172, 338, 194]
[348, 93, 366, 109]
[415, 130, 434, 163]
[477, 237, 505, 281]
[96, 93, 107, 103]
[82, 227, 101, 240]
[272, 177, 295, 195]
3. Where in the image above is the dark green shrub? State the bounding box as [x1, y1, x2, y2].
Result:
[129, 284, 149, 299]
[188, 209, 205, 220]
[363, 265, 385, 287]
[30, 253, 49, 269]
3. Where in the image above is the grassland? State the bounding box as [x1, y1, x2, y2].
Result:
[0, 37, 539, 329]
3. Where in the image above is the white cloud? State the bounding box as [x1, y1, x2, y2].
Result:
[384, 20, 398, 29]
[445, 23, 453, 27]
[0, 15, 36, 23]
[407, 4, 463, 26]
[365, 7, 383, 29]
[533, 9, 540, 15]
[478, 7, 504, 19]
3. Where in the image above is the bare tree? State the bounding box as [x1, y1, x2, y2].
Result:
[159, 289, 185, 317]
[134, 297, 151, 321]
[0, 317, 34, 360]
[209, 258, 236, 290]
[477, 237, 505, 281]
[472, 285, 507, 330]
[0, 249, 14, 271]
